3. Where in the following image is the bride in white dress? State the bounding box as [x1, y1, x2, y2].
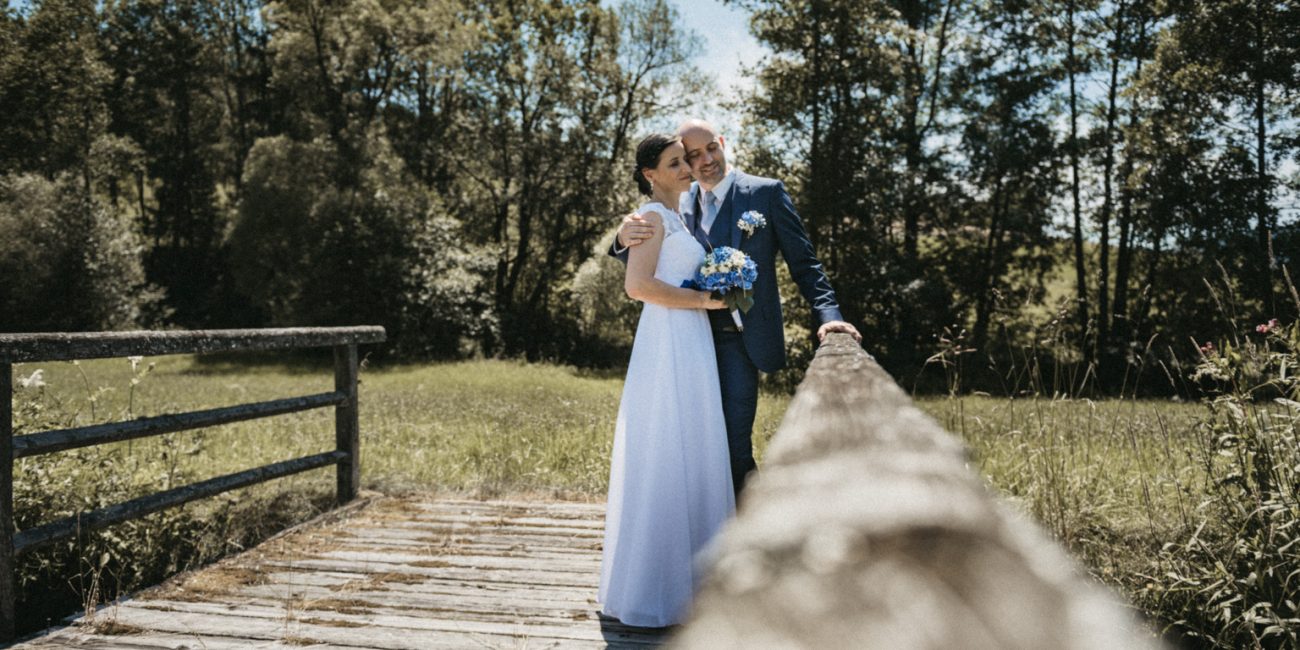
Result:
[599, 134, 737, 627]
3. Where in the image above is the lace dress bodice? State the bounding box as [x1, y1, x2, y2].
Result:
[639, 202, 704, 288]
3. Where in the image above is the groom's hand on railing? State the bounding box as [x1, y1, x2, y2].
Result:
[817, 320, 862, 344]
[617, 213, 655, 250]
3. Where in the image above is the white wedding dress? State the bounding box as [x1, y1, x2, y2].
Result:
[599, 202, 736, 627]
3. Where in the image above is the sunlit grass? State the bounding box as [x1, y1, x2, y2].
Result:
[15, 354, 791, 503]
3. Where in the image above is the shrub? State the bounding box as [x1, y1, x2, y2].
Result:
[228, 134, 495, 357]
[569, 227, 641, 363]
[0, 173, 166, 332]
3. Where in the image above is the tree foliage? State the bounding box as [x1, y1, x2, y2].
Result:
[733, 0, 1300, 392]
[1, 0, 1297, 387]
[0, 0, 699, 361]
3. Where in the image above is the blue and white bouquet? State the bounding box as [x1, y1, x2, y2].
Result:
[682, 246, 758, 329]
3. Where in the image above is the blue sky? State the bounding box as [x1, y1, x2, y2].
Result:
[674, 0, 764, 99]
[663, 0, 767, 152]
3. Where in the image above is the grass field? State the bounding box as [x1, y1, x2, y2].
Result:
[14, 354, 791, 501]
[10, 354, 1221, 642]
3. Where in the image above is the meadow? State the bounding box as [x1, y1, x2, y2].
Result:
[8, 352, 1283, 647]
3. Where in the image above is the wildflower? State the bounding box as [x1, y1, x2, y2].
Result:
[128, 355, 144, 371]
[19, 369, 45, 388]
[1256, 318, 1280, 334]
[1199, 341, 1216, 356]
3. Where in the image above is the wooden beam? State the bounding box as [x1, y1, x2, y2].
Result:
[0, 363, 13, 642]
[14, 451, 345, 556]
[13, 392, 347, 459]
[334, 344, 360, 504]
[672, 333, 1161, 650]
[0, 327, 386, 363]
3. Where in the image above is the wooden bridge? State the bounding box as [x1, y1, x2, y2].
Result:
[1, 329, 1163, 649]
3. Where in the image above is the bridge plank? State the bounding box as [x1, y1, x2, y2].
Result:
[10, 496, 668, 649]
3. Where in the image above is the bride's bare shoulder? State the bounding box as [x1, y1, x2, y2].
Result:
[636, 203, 666, 227]
[637, 211, 664, 226]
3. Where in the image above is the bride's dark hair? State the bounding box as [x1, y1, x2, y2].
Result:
[633, 133, 681, 197]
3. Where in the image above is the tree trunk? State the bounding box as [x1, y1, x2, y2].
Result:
[901, 0, 954, 267]
[1097, 0, 1126, 357]
[902, 20, 922, 265]
[973, 177, 1007, 352]
[806, 4, 824, 252]
[1111, 13, 1146, 344]
[1066, 0, 1089, 350]
[1253, 0, 1274, 313]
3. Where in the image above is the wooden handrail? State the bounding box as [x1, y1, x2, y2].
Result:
[0, 326, 385, 641]
[0, 326, 385, 363]
[13, 392, 348, 459]
[673, 333, 1162, 649]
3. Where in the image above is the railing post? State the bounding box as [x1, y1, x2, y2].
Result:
[333, 344, 359, 504]
[1, 362, 14, 642]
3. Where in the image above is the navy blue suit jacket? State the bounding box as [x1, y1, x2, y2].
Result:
[612, 171, 843, 372]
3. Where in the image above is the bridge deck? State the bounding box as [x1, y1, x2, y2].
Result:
[14, 496, 669, 649]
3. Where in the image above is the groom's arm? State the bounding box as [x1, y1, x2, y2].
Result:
[769, 182, 861, 342]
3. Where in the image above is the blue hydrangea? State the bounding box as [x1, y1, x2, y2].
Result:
[680, 246, 759, 314]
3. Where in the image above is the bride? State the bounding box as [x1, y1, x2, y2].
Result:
[598, 134, 737, 627]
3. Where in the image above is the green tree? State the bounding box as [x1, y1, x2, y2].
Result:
[1144, 0, 1300, 316]
[454, 0, 701, 358]
[735, 0, 965, 372]
[0, 0, 111, 184]
[944, 0, 1061, 353]
[0, 173, 165, 332]
[102, 0, 229, 324]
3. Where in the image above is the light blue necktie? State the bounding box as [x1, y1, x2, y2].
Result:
[702, 190, 718, 234]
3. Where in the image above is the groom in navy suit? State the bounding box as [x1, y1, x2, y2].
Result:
[612, 119, 861, 501]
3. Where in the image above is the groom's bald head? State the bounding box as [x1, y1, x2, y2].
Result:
[677, 119, 728, 188]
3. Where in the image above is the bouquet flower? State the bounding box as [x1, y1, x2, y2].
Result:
[737, 210, 766, 237]
[683, 246, 758, 329]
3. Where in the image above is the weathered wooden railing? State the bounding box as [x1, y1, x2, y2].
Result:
[675, 333, 1162, 649]
[0, 326, 385, 641]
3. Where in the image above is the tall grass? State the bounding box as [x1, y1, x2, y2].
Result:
[916, 307, 1300, 648]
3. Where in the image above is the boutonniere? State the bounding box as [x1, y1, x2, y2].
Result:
[738, 211, 766, 238]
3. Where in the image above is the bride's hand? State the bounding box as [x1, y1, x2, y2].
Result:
[699, 292, 726, 310]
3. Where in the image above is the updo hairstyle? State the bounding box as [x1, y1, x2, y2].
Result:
[632, 133, 681, 197]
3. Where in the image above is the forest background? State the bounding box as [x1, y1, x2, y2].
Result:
[2, 0, 1298, 394]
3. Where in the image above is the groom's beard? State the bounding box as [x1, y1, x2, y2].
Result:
[695, 163, 726, 189]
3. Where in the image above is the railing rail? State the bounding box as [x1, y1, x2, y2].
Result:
[0, 326, 385, 641]
[674, 333, 1162, 650]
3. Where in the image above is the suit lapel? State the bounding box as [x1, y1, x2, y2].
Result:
[683, 184, 705, 246]
[682, 184, 698, 230]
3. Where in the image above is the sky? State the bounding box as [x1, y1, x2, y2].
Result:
[673, 0, 764, 99]
[663, 0, 768, 154]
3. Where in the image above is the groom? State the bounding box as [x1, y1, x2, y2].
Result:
[612, 119, 860, 501]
